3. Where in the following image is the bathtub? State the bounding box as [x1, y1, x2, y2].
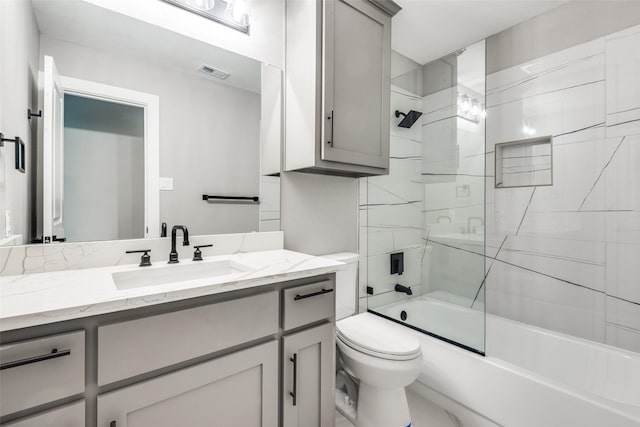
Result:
[371, 296, 640, 427]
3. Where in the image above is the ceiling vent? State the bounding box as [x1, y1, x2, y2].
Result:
[198, 64, 230, 80]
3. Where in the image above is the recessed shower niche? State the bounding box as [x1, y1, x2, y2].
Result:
[495, 136, 553, 188]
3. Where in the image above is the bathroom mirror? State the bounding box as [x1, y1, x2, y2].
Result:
[0, 0, 281, 246]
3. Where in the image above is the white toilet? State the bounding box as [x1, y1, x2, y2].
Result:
[323, 253, 423, 427]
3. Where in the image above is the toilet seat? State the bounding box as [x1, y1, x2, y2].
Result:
[336, 313, 421, 361]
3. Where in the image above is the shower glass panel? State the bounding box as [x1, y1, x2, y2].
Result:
[366, 40, 486, 354]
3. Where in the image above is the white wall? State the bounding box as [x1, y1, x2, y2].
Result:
[486, 1, 640, 74]
[280, 172, 357, 256]
[40, 36, 261, 237]
[0, 1, 40, 244]
[83, 0, 285, 69]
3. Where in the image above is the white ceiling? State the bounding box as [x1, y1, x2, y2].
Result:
[392, 0, 568, 65]
[31, 0, 261, 93]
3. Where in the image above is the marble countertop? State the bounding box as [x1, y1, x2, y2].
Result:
[0, 250, 344, 332]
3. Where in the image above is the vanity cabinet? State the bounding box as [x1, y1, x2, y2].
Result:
[285, 0, 400, 177]
[0, 275, 335, 427]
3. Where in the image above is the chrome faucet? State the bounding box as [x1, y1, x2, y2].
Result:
[467, 217, 484, 234]
[168, 225, 190, 264]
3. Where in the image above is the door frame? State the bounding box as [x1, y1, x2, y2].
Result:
[59, 76, 160, 239]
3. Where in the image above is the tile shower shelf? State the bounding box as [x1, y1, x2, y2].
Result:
[495, 136, 553, 188]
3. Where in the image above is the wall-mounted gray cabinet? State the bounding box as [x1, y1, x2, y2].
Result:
[284, 0, 400, 177]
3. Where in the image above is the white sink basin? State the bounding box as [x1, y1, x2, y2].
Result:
[112, 260, 254, 290]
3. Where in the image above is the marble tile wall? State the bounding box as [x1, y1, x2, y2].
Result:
[0, 231, 284, 277]
[484, 24, 640, 352]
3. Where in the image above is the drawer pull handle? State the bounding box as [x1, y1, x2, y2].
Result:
[0, 348, 71, 370]
[289, 353, 297, 406]
[293, 288, 334, 301]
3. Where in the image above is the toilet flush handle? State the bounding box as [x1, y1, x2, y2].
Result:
[289, 353, 298, 406]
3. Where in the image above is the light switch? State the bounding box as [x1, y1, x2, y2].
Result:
[159, 177, 174, 191]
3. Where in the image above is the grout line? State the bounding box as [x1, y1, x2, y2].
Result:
[515, 188, 536, 236]
[578, 136, 626, 211]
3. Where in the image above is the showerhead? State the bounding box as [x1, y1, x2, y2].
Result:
[395, 110, 423, 128]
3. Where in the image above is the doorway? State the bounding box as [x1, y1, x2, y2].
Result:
[64, 95, 145, 242]
[41, 55, 160, 243]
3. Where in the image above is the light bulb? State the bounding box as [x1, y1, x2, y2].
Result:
[461, 95, 471, 113]
[523, 122, 536, 136]
[232, 0, 248, 22]
[471, 99, 480, 116]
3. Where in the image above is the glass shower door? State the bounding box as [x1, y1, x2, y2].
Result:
[366, 40, 486, 354]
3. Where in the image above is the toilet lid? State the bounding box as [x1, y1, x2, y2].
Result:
[336, 313, 421, 361]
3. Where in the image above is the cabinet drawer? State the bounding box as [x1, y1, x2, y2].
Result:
[283, 280, 335, 330]
[0, 331, 85, 417]
[3, 401, 85, 427]
[98, 291, 278, 385]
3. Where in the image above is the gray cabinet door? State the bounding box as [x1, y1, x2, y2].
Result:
[282, 323, 335, 427]
[322, 0, 391, 169]
[97, 341, 278, 427]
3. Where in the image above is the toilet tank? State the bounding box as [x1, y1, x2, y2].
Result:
[322, 252, 359, 320]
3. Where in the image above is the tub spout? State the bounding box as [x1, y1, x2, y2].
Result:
[395, 284, 413, 296]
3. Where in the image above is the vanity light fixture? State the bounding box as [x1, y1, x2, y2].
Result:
[456, 92, 485, 124]
[163, 0, 250, 34]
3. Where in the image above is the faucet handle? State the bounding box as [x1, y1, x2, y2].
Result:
[193, 244, 213, 261]
[126, 249, 152, 267]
